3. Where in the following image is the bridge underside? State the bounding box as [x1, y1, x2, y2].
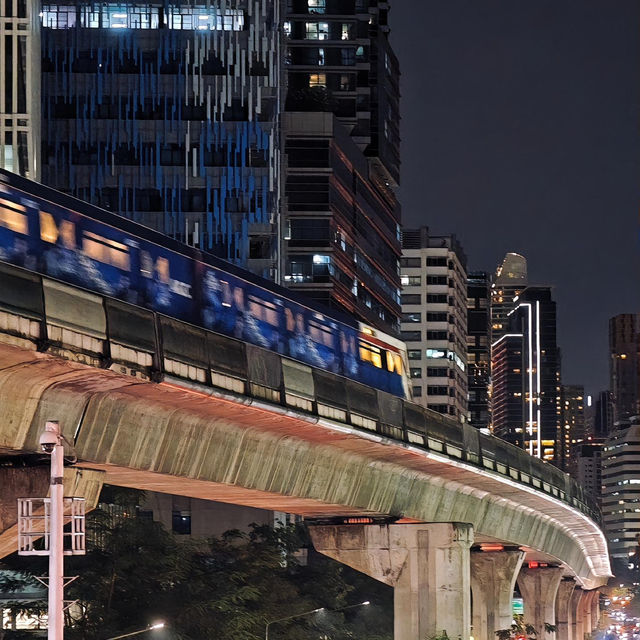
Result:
[0, 340, 609, 589]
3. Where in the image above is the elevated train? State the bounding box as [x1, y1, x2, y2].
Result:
[0, 169, 409, 399]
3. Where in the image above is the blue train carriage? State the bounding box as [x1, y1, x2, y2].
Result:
[0, 169, 410, 400]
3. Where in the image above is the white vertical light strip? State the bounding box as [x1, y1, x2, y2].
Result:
[524, 303, 534, 456]
[536, 300, 542, 458]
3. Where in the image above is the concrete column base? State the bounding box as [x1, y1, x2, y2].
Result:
[555, 579, 576, 640]
[570, 588, 586, 640]
[309, 522, 474, 640]
[517, 566, 564, 636]
[470, 549, 525, 640]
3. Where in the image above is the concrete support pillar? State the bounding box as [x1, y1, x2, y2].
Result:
[309, 522, 474, 640]
[569, 588, 586, 640]
[581, 590, 597, 636]
[555, 579, 576, 640]
[517, 566, 564, 636]
[470, 549, 525, 640]
[590, 592, 600, 631]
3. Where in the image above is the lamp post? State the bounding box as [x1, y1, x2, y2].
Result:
[40, 420, 65, 640]
[264, 601, 370, 639]
[265, 607, 324, 640]
[105, 622, 165, 640]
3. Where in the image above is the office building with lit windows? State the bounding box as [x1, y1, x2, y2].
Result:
[281, 0, 402, 333]
[467, 270, 490, 430]
[400, 226, 468, 421]
[490, 252, 528, 344]
[1, 0, 282, 277]
[602, 421, 640, 558]
[491, 286, 561, 462]
[609, 314, 640, 424]
[559, 384, 585, 472]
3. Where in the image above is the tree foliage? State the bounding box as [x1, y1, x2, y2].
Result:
[1, 489, 393, 640]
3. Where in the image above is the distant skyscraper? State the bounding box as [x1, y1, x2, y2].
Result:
[490, 252, 528, 345]
[609, 314, 640, 424]
[281, 0, 401, 333]
[491, 286, 561, 462]
[400, 227, 468, 421]
[593, 390, 614, 437]
[467, 271, 490, 429]
[559, 384, 585, 472]
[602, 421, 640, 558]
[572, 438, 605, 503]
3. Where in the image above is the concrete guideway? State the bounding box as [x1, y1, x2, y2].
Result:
[0, 341, 610, 593]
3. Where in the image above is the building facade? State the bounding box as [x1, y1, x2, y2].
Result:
[491, 286, 561, 462]
[602, 422, 640, 558]
[610, 314, 640, 424]
[1, 0, 282, 275]
[281, 0, 401, 333]
[400, 226, 468, 421]
[467, 270, 490, 430]
[572, 438, 605, 503]
[559, 384, 585, 472]
[490, 252, 527, 345]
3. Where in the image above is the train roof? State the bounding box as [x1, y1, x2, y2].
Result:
[0, 168, 366, 331]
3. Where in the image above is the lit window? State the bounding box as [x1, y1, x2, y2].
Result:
[308, 0, 325, 13]
[309, 73, 326, 87]
[387, 352, 404, 374]
[360, 342, 382, 368]
[306, 21, 329, 40]
[0, 199, 28, 235]
[341, 23, 351, 39]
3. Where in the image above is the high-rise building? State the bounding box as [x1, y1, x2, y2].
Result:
[281, 0, 401, 333]
[559, 384, 585, 472]
[593, 390, 614, 437]
[609, 314, 640, 424]
[602, 421, 640, 558]
[400, 226, 468, 421]
[572, 438, 605, 503]
[490, 252, 527, 345]
[467, 271, 490, 430]
[37, 0, 282, 275]
[491, 286, 561, 462]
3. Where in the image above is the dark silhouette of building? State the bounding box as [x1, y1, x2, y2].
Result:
[609, 314, 640, 424]
[491, 286, 561, 463]
[281, 0, 401, 333]
[467, 271, 490, 430]
[593, 390, 614, 437]
[559, 384, 585, 472]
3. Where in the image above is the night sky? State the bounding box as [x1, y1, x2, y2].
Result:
[390, 1, 640, 395]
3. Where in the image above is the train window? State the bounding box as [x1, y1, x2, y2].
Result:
[308, 319, 334, 347]
[0, 198, 28, 234]
[82, 231, 130, 271]
[40, 211, 61, 244]
[359, 341, 382, 368]
[387, 351, 403, 374]
[247, 295, 279, 327]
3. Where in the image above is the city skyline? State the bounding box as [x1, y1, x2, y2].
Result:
[391, 0, 640, 395]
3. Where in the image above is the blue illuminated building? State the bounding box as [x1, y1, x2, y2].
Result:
[3, 0, 281, 275]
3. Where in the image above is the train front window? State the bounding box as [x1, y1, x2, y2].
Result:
[0, 198, 27, 235]
[359, 341, 382, 368]
[387, 351, 403, 375]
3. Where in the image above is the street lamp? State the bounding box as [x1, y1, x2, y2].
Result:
[105, 622, 165, 640]
[264, 601, 370, 639]
[265, 607, 324, 639]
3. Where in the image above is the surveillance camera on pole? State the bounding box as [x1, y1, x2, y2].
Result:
[17, 420, 86, 640]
